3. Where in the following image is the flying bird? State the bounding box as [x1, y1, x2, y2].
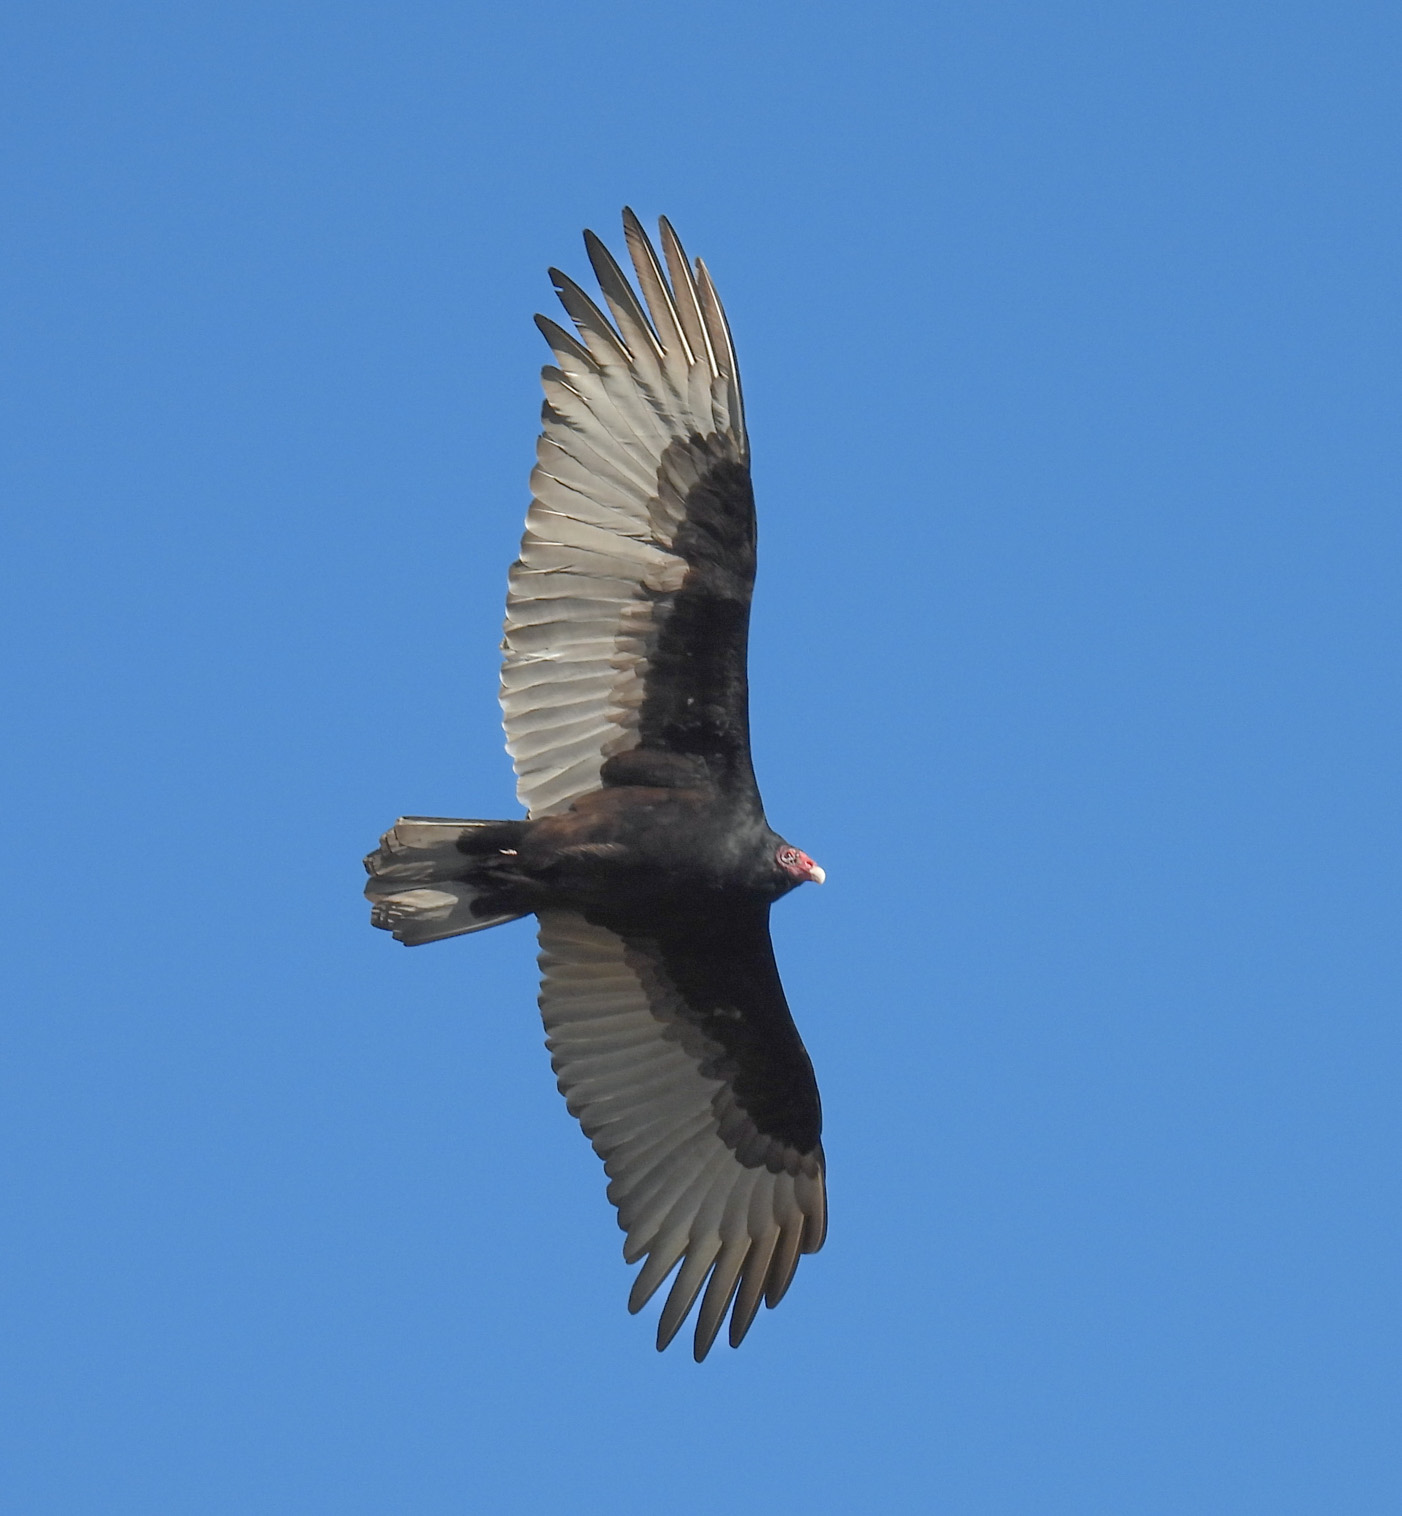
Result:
[364, 211, 826, 1360]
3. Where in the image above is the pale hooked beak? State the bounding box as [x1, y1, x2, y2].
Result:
[807, 863, 826, 885]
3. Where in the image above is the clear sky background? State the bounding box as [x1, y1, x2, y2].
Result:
[3, 3, 1399, 1512]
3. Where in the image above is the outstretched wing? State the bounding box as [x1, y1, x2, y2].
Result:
[537, 908, 826, 1360]
[501, 211, 759, 819]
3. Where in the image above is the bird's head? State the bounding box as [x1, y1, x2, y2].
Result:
[775, 844, 825, 886]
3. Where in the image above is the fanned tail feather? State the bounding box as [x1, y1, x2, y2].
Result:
[363, 817, 526, 946]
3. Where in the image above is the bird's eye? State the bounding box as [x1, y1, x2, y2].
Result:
[777, 847, 798, 865]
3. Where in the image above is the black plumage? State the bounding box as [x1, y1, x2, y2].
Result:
[364, 212, 826, 1358]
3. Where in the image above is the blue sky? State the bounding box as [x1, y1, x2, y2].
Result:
[3, 3, 1399, 1512]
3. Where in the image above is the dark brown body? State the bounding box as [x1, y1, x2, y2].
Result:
[459, 779, 800, 924]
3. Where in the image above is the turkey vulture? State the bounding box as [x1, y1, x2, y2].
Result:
[364, 211, 826, 1360]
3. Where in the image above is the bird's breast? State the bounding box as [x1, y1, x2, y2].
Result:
[521, 784, 770, 907]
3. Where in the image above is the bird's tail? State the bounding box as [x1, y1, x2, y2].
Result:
[363, 816, 528, 946]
